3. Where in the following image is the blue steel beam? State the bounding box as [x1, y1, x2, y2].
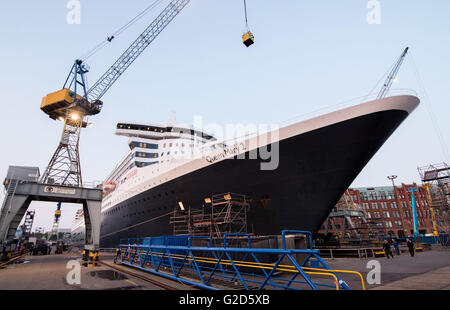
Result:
[409, 187, 419, 237]
[116, 231, 352, 290]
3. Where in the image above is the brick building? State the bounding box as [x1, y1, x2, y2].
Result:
[319, 183, 436, 239]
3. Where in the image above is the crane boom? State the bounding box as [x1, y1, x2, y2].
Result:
[87, 0, 191, 102]
[40, 0, 191, 186]
[377, 47, 409, 99]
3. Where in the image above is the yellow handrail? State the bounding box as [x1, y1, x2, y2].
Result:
[122, 248, 348, 290]
[302, 267, 365, 290]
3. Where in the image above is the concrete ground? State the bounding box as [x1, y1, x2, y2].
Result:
[0, 249, 191, 290]
[321, 247, 450, 290]
[1, 247, 448, 290]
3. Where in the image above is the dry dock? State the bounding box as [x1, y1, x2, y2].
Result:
[0, 250, 194, 290]
[320, 247, 450, 290]
[0, 247, 449, 290]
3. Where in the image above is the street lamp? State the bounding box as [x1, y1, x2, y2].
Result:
[387, 175, 406, 237]
[387, 175, 397, 187]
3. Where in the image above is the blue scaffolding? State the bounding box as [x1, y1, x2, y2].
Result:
[114, 230, 364, 290]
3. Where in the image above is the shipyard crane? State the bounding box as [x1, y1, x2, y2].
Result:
[50, 202, 62, 240]
[40, 0, 255, 187]
[377, 47, 409, 99]
[40, 0, 192, 186]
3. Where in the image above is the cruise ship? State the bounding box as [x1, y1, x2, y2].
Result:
[72, 94, 420, 248]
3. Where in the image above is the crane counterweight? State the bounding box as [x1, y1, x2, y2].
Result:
[40, 88, 103, 122]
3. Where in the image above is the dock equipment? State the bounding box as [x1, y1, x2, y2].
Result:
[242, 0, 255, 47]
[377, 47, 409, 99]
[170, 193, 251, 238]
[0, 166, 102, 252]
[409, 187, 419, 237]
[50, 202, 62, 240]
[115, 230, 365, 290]
[418, 163, 449, 236]
[323, 190, 377, 240]
[40, 0, 258, 187]
[19, 210, 35, 238]
[40, 0, 192, 187]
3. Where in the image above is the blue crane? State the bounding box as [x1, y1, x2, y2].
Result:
[40, 0, 192, 185]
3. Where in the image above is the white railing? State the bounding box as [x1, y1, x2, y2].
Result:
[278, 88, 418, 128]
[193, 88, 419, 153]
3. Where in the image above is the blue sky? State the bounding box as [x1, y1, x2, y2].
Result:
[0, 0, 449, 231]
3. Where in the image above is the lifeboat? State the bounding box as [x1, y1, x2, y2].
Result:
[103, 182, 117, 193]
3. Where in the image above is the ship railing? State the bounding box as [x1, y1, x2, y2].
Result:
[115, 230, 365, 290]
[278, 88, 419, 128]
[190, 88, 419, 154]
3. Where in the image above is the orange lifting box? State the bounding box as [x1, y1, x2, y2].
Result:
[242, 31, 254, 47]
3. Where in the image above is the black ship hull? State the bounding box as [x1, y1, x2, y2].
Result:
[99, 107, 411, 248]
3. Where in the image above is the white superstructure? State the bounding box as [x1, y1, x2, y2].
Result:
[102, 122, 221, 209]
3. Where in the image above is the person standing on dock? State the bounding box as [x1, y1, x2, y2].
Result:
[406, 239, 415, 257]
[383, 240, 394, 259]
[392, 239, 400, 255]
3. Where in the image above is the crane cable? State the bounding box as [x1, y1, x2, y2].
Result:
[408, 52, 450, 163]
[244, 0, 249, 30]
[80, 0, 165, 62]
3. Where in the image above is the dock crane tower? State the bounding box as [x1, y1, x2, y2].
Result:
[50, 202, 62, 240]
[377, 47, 409, 99]
[40, 0, 192, 186]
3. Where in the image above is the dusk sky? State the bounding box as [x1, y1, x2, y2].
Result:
[0, 0, 448, 232]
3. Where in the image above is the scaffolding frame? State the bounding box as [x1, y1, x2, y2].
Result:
[324, 190, 378, 240]
[20, 210, 35, 238]
[418, 162, 449, 235]
[40, 119, 84, 186]
[170, 193, 251, 238]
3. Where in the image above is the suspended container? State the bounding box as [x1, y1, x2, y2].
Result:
[242, 0, 254, 47]
[242, 31, 255, 47]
